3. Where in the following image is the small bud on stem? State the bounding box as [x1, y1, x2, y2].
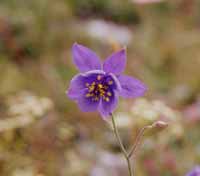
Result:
[110, 113, 168, 176]
[152, 120, 168, 129]
[128, 121, 168, 158]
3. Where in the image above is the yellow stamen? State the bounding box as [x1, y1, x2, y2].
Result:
[105, 97, 110, 102]
[107, 92, 112, 96]
[89, 85, 95, 92]
[94, 97, 99, 101]
[98, 84, 103, 89]
[85, 93, 91, 97]
[86, 80, 112, 101]
[86, 93, 95, 98]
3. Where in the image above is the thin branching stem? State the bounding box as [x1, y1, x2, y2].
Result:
[110, 113, 155, 176]
[111, 113, 133, 176]
[128, 125, 153, 158]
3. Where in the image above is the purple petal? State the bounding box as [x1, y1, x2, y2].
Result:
[105, 73, 121, 91]
[67, 70, 105, 100]
[72, 43, 101, 72]
[103, 49, 126, 75]
[77, 89, 100, 112]
[118, 75, 147, 98]
[186, 166, 200, 176]
[98, 91, 119, 120]
[82, 70, 105, 83]
[67, 74, 87, 100]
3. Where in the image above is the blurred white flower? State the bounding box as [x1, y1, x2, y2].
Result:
[131, 98, 158, 121]
[64, 150, 90, 175]
[106, 112, 133, 130]
[0, 91, 54, 132]
[85, 20, 133, 45]
[8, 91, 53, 117]
[152, 100, 178, 120]
[131, 98, 179, 122]
[90, 151, 127, 176]
[91, 167, 107, 176]
[12, 167, 34, 176]
[0, 115, 33, 132]
[113, 112, 133, 129]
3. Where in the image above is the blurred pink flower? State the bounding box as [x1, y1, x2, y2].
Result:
[183, 101, 200, 123]
[133, 0, 164, 4]
[162, 151, 177, 172]
[143, 159, 159, 176]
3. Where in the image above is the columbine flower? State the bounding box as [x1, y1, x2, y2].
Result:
[186, 166, 200, 176]
[67, 43, 147, 119]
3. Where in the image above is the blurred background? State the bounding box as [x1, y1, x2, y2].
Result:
[0, 0, 200, 175]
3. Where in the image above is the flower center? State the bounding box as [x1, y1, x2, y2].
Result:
[85, 75, 113, 102]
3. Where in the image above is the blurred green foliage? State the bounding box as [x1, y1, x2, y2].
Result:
[68, 0, 140, 24]
[0, 0, 200, 175]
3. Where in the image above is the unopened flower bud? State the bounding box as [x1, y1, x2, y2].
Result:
[152, 121, 168, 129]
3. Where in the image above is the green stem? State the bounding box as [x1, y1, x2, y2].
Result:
[110, 114, 165, 175]
[128, 125, 152, 158]
[111, 113, 133, 176]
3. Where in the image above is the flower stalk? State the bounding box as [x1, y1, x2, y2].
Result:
[128, 125, 153, 158]
[66, 43, 168, 175]
[110, 113, 168, 176]
[111, 113, 133, 176]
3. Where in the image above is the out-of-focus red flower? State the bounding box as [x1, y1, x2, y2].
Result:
[144, 159, 159, 176]
[162, 151, 177, 172]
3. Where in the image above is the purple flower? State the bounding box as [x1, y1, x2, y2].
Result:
[186, 166, 200, 176]
[67, 43, 147, 119]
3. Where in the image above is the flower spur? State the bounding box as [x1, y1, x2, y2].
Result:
[67, 43, 147, 119]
